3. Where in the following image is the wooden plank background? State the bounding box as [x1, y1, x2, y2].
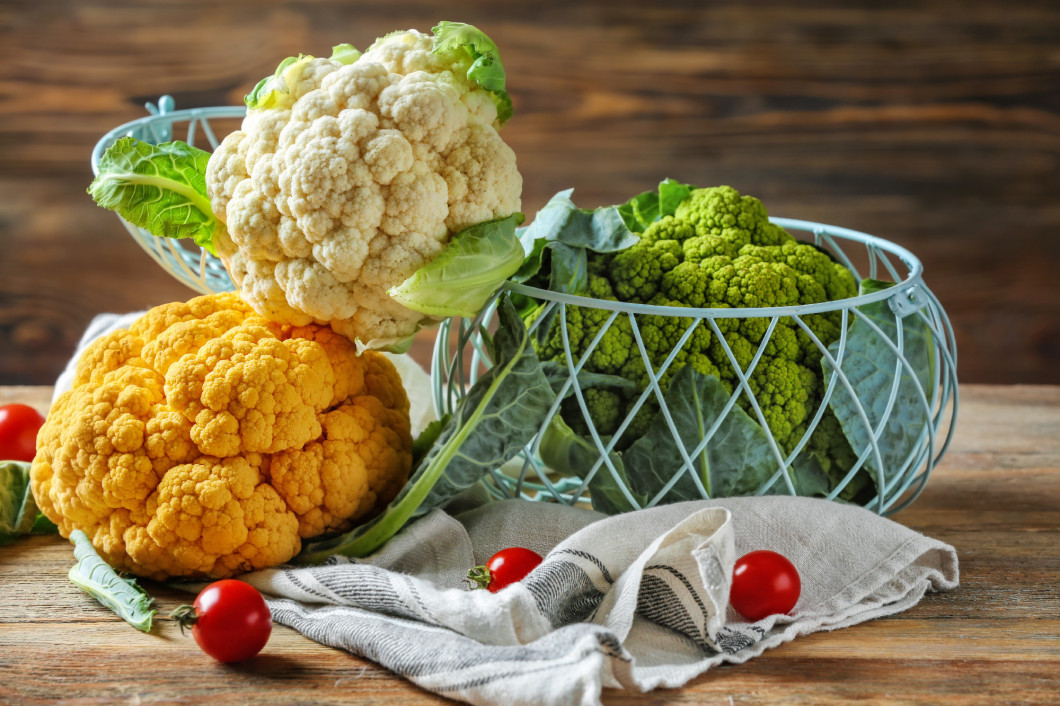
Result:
[1, 0, 1058, 384]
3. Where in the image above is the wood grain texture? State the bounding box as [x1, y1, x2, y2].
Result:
[0, 383, 1057, 704]
[1, 0, 1058, 386]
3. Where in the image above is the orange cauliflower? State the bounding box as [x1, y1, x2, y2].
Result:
[30, 292, 412, 580]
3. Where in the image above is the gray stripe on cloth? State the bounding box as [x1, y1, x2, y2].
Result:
[268, 598, 633, 706]
[636, 573, 717, 653]
[523, 559, 607, 627]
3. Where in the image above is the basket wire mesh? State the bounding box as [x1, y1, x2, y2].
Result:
[432, 220, 958, 516]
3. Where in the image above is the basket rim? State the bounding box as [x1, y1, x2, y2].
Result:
[90, 100, 928, 319]
[90, 102, 247, 176]
[507, 217, 926, 318]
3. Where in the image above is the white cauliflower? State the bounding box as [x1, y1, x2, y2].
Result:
[205, 26, 522, 347]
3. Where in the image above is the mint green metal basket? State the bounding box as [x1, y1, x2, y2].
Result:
[432, 221, 959, 516]
[92, 99, 958, 516]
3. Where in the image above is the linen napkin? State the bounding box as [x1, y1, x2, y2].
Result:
[243, 492, 957, 705]
[54, 313, 960, 706]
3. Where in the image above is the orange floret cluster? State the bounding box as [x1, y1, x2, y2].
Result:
[30, 292, 412, 580]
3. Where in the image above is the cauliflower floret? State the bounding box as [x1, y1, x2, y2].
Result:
[534, 186, 859, 459]
[30, 292, 413, 580]
[126, 454, 302, 579]
[206, 29, 522, 346]
[269, 396, 409, 537]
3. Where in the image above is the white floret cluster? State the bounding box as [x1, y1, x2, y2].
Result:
[206, 30, 522, 346]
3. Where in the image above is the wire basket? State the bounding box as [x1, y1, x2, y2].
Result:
[92, 99, 958, 516]
[90, 96, 239, 294]
[432, 220, 958, 516]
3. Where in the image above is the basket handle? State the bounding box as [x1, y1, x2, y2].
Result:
[143, 95, 177, 142]
[888, 284, 928, 318]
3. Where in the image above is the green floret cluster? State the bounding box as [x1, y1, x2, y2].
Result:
[534, 185, 858, 463]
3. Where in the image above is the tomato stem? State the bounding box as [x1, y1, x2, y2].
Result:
[464, 565, 492, 590]
[170, 604, 199, 635]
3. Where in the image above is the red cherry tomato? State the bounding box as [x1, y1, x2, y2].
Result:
[0, 404, 46, 462]
[467, 547, 543, 593]
[172, 580, 272, 662]
[729, 550, 801, 622]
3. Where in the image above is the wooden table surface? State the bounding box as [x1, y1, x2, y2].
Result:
[1, 383, 1057, 704]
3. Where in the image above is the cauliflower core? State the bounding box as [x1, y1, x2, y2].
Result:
[30, 292, 413, 580]
[207, 30, 523, 346]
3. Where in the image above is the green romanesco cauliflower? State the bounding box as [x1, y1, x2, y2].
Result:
[534, 186, 859, 479]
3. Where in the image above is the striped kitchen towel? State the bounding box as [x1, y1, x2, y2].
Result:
[242, 493, 958, 706]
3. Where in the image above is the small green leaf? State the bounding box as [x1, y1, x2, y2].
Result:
[547, 242, 589, 295]
[329, 43, 361, 65]
[389, 213, 526, 318]
[411, 414, 450, 468]
[31, 512, 58, 535]
[615, 178, 694, 232]
[788, 442, 867, 500]
[657, 178, 695, 219]
[297, 295, 557, 561]
[538, 416, 644, 515]
[521, 180, 693, 284]
[791, 412, 870, 501]
[431, 22, 512, 124]
[521, 189, 639, 253]
[1, 460, 57, 545]
[356, 332, 417, 355]
[88, 137, 220, 255]
[68, 530, 156, 633]
[488, 92, 515, 127]
[245, 54, 315, 110]
[512, 227, 548, 284]
[616, 189, 660, 232]
[785, 454, 834, 497]
[514, 189, 639, 288]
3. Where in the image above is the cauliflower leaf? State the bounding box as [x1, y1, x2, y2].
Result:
[0, 461, 57, 545]
[88, 137, 222, 255]
[513, 188, 638, 293]
[616, 177, 694, 232]
[389, 213, 526, 318]
[68, 529, 156, 633]
[431, 21, 512, 124]
[621, 368, 783, 502]
[329, 42, 361, 65]
[823, 279, 938, 508]
[244, 54, 316, 111]
[538, 415, 644, 515]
